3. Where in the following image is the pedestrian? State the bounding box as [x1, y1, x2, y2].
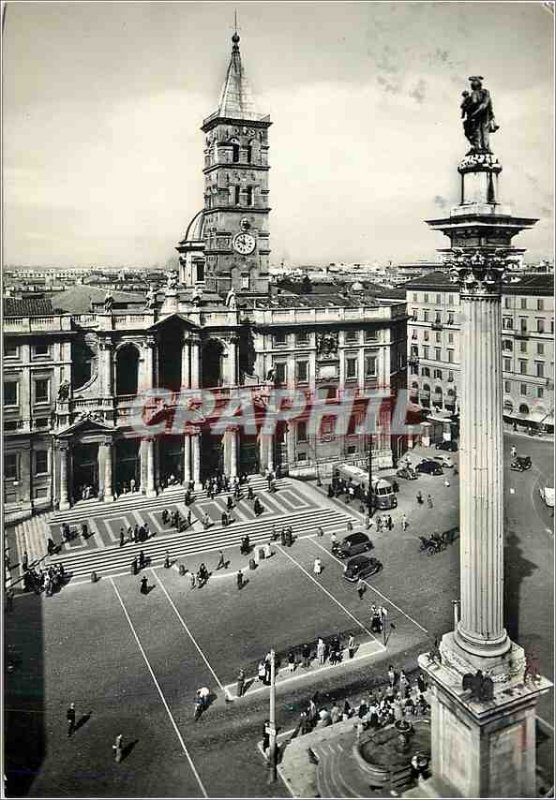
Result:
[236, 668, 245, 698]
[376, 515, 382, 532]
[190, 571, 197, 589]
[288, 651, 296, 672]
[187, 510, 192, 527]
[81, 523, 88, 539]
[236, 569, 243, 590]
[264, 658, 271, 686]
[313, 558, 322, 577]
[357, 578, 366, 600]
[203, 512, 211, 529]
[302, 642, 311, 668]
[392, 480, 399, 493]
[66, 702, 76, 737]
[331, 532, 337, 547]
[387, 515, 393, 531]
[164, 550, 171, 569]
[6, 586, 14, 612]
[417, 672, 427, 695]
[112, 734, 124, 763]
[257, 661, 266, 683]
[444, 479, 450, 488]
[399, 669, 408, 695]
[511, 445, 517, 458]
[317, 526, 324, 538]
[347, 520, 353, 532]
[401, 513, 408, 531]
[140, 576, 148, 595]
[348, 634, 356, 659]
[131, 556, 138, 576]
[133, 524, 139, 543]
[317, 637, 326, 666]
[216, 550, 226, 570]
[427, 494, 433, 508]
[22, 551, 29, 571]
[379, 605, 388, 629]
[388, 664, 396, 687]
[262, 720, 271, 754]
[416, 491, 423, 505]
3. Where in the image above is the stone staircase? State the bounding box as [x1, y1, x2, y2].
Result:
[46, 505, 349, 582]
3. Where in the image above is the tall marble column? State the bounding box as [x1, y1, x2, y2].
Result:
[183, 434, 192, 486]
[139, 336, 155, 391]
[182, 337, 191, 389]
[224, 428, 238, 479]
[58, 441, 70, 510]
[191, 431, 201, 487]
[226, 336, 238, 385]
[145, 437, 156, 497]
[103, 438, 114, 503]
[190, 338, 200, 389]
[99, 339, 114, 396]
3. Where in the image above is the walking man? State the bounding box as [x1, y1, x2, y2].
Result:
[112, 734, 124, 762]
[317, 637, 326, 666]
[216, 550, 226, 570]
[236, 668, 245, 698]
[140, 576, 148, 595]
[348, 634, 356, 659]
[357, 578, 366, 600]
[66, 702, 76, 737]
[401, 513, 408, 531]
[511, 445, 517, 459]
[119, 528, 125, 547]
[427, 494, 433, 509]
[22, 551, 29, 571]
[237, 569, 244, 590]
[313, 558, 322, 577]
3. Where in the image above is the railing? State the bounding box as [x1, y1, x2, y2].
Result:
[252, 303, 405, 326]
[431, 321, 443, 330]
[3, 315, 72, 333]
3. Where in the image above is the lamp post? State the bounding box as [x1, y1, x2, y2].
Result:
[268, 648, 277, 783]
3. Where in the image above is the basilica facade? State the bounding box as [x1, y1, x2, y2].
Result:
[3, 33, 408, 522]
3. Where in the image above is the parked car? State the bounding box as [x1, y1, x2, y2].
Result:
[396, 465, 418, 480]
[343, 555, 383, 582]
[435, 440, 458, 452]
[433, 454, 454, 469]
[335, 532, 373, 559]
[510, 455, 532, 472]
[539, 487, 555, 508]
[416, 459, 444, 476]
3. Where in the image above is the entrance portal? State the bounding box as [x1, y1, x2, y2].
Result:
[72, 443, 99, 502]
[200, 430, 223, 482]
[239, 432, 259, 476]
[114, 438, 140, 494]
[159, 436, 184, 488]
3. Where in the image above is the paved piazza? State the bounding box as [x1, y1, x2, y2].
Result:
[5, 437, 553, 797]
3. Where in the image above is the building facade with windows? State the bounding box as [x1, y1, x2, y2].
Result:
[3, 34, 408, 522]
[406, 272, 554, 431]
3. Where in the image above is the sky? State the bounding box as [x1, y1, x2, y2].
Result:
[3, 1, 554, 268]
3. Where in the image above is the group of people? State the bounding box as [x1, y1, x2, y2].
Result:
[23, 562, 66, 596]
[161, 507, 192, 532]
[293, 667, 430, 738]
[119, 523, 151, 547]
[130, 550, 151, 575]
[188, 562, 210, 589]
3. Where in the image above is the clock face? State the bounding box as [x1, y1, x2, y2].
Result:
[233, 232, 256, 255]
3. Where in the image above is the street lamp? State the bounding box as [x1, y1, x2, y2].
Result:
[268, 649, 277, 783]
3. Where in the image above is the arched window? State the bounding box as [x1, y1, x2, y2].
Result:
[116, 344, 140, 396]
[519, 403, 529, 415]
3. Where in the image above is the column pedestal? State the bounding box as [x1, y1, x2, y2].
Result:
[405, 649, 551, 799]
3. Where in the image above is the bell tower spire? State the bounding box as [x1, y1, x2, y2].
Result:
[200, 31, 272, 297]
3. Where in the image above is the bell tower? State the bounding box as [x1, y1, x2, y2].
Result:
[201, 32, 272, 297]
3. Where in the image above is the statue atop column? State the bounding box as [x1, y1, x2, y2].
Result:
[145, 285, 156, 310]
[104, 292, 114, 313]
[461, 76, 499, 153]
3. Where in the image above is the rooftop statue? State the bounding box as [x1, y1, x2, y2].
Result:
[461, 76, 499, 153]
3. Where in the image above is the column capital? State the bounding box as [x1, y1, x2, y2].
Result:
[443, 247, 517, 296]
[101, 435, 113, 448]
[56, 439, 70, 452]
[98, 337, 114, 351]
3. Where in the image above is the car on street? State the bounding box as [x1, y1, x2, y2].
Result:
[343, 554, 382, 582]
[510, 455, 532, 472]
[336, 532, 373, 558]
[396, 465, 418, 480]
[435, 440, 458, 452]
[432, 454, 454, 469]
[539, 486, 554, 508]
[416, 459, 444, 475]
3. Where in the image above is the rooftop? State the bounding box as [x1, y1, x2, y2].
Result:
[3, 297, 55, 317]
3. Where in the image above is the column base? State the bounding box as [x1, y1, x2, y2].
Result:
[146, 489, 157, 498]
[104, 493, 115, 503]
[59, 501, 71, 512]
[454, 622, 512, 660]
[406, 646, 551, 799]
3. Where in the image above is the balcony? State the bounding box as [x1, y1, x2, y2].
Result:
[431, 321, 443, 331]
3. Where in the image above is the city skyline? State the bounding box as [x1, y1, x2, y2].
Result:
[3, 1, 554, 268]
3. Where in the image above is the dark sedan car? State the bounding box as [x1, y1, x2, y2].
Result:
[335, 532, 373, 559]
[416, 459, 444, 475]
[435, 440, 458, 452]
[343, 555, 382, 582]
